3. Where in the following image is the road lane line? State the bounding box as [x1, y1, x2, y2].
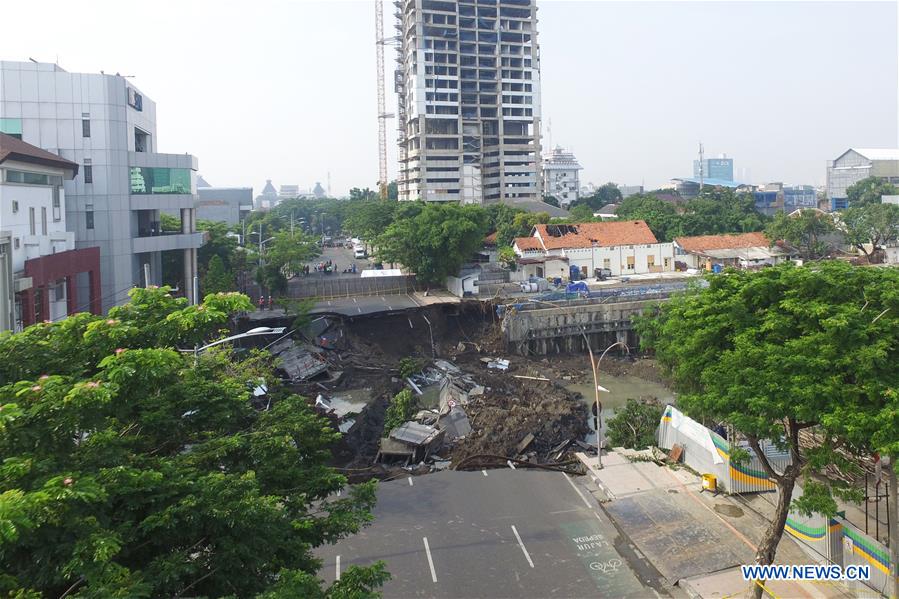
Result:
[507, 460, 516, 470]
[408, 477, 414, 486]
[423, 537, 437, 582]
[408, 318, 414, 329]
[336, 555, 341, 580]
[357, 307, 362, 313]
[353, 297, 357, 303]
[482, 469, 488, 476]
[511, 525, 535, 568]
[564, 474, 593, 509]
[387, 305, 392, 310]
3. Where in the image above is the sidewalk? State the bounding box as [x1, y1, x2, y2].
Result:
[576, 451, 854, 598]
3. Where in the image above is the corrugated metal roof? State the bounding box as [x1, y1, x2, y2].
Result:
[389, 421, 442, 446]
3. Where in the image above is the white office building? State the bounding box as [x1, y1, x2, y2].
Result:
[826, 148, 899, 210]
[395, 0, 542, 204]
[542, 146, 581, 207]
[0, 60, 202, 310]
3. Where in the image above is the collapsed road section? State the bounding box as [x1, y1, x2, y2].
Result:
[240, 301, 595, 480]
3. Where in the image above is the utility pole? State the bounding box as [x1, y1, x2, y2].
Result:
[698, 142, 705, 191]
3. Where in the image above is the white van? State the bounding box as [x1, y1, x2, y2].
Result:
[353, 246, 366, 259]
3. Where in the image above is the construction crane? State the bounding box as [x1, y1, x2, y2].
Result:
[375, 0, 394, 199]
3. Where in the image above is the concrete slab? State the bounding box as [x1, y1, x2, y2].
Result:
[605, 488, 754, 584]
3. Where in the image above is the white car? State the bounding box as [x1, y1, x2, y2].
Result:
[353, 246, 366, 259]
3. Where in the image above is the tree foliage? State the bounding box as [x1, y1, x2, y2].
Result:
[202, 254, 235, 296]
[765, 210, 836, 260]
[375, 202, 488, 284]
[845, 176, 899, 208]
[636, 262, 899, 592]
[383, 389, 417, 436]
[571, 183, 622, 211]
[0, 288, 386, 597]
[343, 201, 397, 244]
[615, 194, 681, 241]
[838, 202, 899, 259]
[678, 187, 768, 237]
[605, 399, 664, 450]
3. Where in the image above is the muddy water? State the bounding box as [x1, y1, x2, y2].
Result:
[565, 374, 674, 446]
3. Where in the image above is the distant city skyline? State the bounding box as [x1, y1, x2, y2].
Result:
[1, 1, 896, 196]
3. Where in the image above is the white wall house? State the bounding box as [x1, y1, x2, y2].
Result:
[542, 146, 582, 207]
[0, 133, 101, 331]
[512, 220, 675, 280]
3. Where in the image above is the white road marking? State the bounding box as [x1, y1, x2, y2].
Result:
[507, 460, 516, 470]
[387, 305, 392, 311]
[408, 477, 414, 486]
[336, 555, 341, 580]
[564, 474, 593, 509]
[511, 525, 535, 568]
[353, 297, 357, 303]
[408, 318, 414, 329]
[328, 300, 332, 306]
[423, 537, 437, 582]
[482, 469, 488, 476]
[357, 307, 362, 313]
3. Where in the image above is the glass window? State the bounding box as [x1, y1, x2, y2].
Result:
[129, 167, 192, 194]
[0, 118, 22, 139]
[41, 207, 47, 235]
[29, 207, 36, 235]
[12, 200, 18, 213]
[82, 119, 91, 138]
[52, 188, 61, 221]
[84, 165, 93, 184]
[86, 204, 94, 230]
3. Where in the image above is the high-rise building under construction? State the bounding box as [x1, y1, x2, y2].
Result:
[394, 0, 542, 204]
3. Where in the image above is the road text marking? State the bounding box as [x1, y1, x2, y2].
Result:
[507, 460, 516, 470]
[511, 525, 535, 568]
[423, 537, 437, 582]
[565, 474, 593, 509]
[336, 555, 341, 580]
[408, 477, 414, 486]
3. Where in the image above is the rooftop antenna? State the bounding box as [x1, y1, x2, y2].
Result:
[698, 142, 705, 190]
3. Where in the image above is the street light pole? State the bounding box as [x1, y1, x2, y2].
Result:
[887, 455, 898, 599]
[580, 333, 628, 469]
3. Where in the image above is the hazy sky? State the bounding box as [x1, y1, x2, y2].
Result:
[2, 1, 897, 195]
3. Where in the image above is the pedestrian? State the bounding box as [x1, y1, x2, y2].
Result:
[267, 295, 273, 310]
[257, 296, 265, 311]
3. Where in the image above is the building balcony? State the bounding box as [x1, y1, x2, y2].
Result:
[132, 231, 206, 254]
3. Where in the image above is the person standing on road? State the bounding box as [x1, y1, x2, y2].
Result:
[267, 295, 273, 310]
[258, 296, 265, 311]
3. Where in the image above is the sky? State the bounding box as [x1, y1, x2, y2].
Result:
[1, 0, 897, 195]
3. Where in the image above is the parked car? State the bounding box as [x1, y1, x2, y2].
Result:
[354, 247, 367, 259]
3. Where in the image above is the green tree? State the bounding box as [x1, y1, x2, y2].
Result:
[568, 204, 595, 222]
[197, 220, 239, 273]
[375, 202, 488, 284]
[202, 254, 235, 295]
[765, 209, 836, 260]
[386, 180, 398, 201]
[679, 187, 768, 236]
[636, 263, 899, 597]
[266, 230, 319, 278]
[605, 399, 664, 449]
[845, 176, 899, 208]
[838, 202, 899, 260]
[349, 187, 378, 202]
[615, 194, 682, 241]
[497, 246, 517, 270]
[542, 195, 560, 208]
[0, 288, 386, 596]
[574, 183, 622, 210]
[383, 389, 418, 435]
[343, 200, 398, 245]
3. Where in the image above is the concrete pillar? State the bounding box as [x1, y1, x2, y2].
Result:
[65, 275, 78, 316]
[181, 208, 197, 304]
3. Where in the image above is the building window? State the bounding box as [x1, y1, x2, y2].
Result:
[29, 207, 36, 235]
[129, 167, 191, 194]
[603, 258, 610, 269]
[0, 117, 22, 139]
[13, 238, 20, 250]
[647, 255, 655, 267]
[84, 165, 93, 183]
[626, 256, 635, 270]
[82, 119, 91, 138]
[52, 188, 61, 221]
[86, 204, 94, 230]
[11, 200, 18, 213]
[41, 207, 47, 235]
[134, 128, 149, 152]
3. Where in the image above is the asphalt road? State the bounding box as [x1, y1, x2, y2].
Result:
[305, 244, 372, 277]
[315, 469, 668, 598]
[309, 294, 422, 316]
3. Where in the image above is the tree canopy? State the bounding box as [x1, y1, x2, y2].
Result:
[838, 202, 899, 260]
[764, 210, 836, 260]
[0, 288, 385, 597]
[637, 262, 899, 595]
[571, 183, 622, 211]
[677, 187, 768, 237]
[845, 176, 899, 208]
[375, 202, 488, 284]
[615, 194, 681, 241]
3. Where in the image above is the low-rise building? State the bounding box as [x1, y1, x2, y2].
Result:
[0, 134, 101, 331]
[196, 185, 253, 226]
[542, 146, 582, 208]
[674, 232, 792, 271]
[512, 220, 674, 280]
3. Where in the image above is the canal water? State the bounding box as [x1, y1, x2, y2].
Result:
[565, 373, 674, 447]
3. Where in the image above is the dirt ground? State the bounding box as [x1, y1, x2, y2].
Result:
[290, 302, 667, 473]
